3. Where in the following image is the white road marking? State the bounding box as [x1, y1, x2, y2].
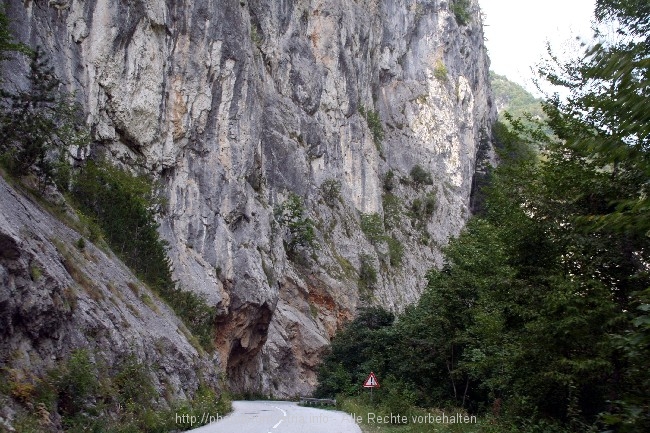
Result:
[273, 406, 287, 417]
[272, 419, 283, 429]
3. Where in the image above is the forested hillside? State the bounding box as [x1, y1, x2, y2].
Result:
[490, 71, 545, 121]
[317, 1, 650, 432]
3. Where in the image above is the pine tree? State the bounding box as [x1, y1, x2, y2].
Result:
[0, 46, 88, 189]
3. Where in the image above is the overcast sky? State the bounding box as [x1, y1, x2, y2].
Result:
[478, 0, 596, 94]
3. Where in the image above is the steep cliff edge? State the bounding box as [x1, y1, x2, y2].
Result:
[3, 0, 495, 397]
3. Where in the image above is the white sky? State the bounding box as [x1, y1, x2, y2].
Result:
[479, 0, 596, 94]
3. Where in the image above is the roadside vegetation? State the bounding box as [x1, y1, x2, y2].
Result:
[317, 2, 650, 432]
[3, 349, 231, 433]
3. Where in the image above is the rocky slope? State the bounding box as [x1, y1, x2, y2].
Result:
[3, 0, 495, 397]
[0, 176, 219, 428]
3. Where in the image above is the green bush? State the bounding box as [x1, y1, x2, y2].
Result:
[410, 164, 433, 187]
[411, 192, 436, 220]
[54, 349, 99, 418]
[320, 179, 342, 207]
[358, 254, 378, 292]
[360, 213, 385, 244]
[383, 170, 396, 191]
[451, 0, 471, 26]
[22, 349, 232, 433]
[275, 193, 317, 257]
[382, 193, 402, 230]
[386, 236, 404, 267]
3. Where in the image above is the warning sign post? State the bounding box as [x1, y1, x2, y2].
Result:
[363, 372, 380, 402]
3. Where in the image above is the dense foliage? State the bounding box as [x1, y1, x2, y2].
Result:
[317, 2, 650, 431]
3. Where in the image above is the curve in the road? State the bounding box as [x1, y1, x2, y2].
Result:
[187, 400, 362, 433]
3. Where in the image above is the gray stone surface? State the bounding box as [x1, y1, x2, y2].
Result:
[3, 0, 496, 397]
[0, 176, 220, 423]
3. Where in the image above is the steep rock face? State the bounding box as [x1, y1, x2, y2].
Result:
[4, 0, 495, 397]
[0, 177, 219, 418]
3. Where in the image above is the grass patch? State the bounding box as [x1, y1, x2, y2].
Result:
[434, 60, 449, 82]
[29, 264, 42, 281]
[58, 243, 104, 301]
[333, 251, 356, 280]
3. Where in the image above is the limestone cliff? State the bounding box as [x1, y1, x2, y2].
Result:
[3, 0, 495, 397]
[0, 176, 220, 427]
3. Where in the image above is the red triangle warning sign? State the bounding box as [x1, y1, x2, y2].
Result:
[363, 372, 380, 388]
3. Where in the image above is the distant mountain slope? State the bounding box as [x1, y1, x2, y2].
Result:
[490, 71, 545, 121]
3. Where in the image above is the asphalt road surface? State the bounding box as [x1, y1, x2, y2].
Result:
[187, 400, 362, 433]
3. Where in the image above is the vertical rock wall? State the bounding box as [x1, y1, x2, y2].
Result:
[4, 0, 495, 397]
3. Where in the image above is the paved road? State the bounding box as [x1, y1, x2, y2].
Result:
[187, 400, 362, 433]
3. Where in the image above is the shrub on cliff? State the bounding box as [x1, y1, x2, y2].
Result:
[275, 193, 317, 258]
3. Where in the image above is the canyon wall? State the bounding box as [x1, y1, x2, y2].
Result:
[3, 0, 495, 397]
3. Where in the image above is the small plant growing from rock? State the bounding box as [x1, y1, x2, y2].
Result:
[383, 169, 396, 192]
[359, 104, 385, 152]
[320, 179, 342, 207]
[358, 254, 378, 293]
[276, 193, 317, 257]
[434, 60, 448, 82]
[451, 0, 471, 26]
[360, 213, 385, 244]
[410, 164, 433, 187]
[386, 236, 404, 267]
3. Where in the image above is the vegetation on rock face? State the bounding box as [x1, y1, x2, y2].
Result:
[360, 212, 385, 244]
[451, 0, 471, 26]
[409, 164, 433, 187]
[276, 192, 317, 258]
[358, 254, 378, 294]
[7, 349, 231, 432]
[317, 2, 650, 432]
[320, 178, 342, 207]
[359, 104, 384, 152]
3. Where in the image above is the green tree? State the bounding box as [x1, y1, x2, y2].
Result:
[0, 47, 88, 189]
